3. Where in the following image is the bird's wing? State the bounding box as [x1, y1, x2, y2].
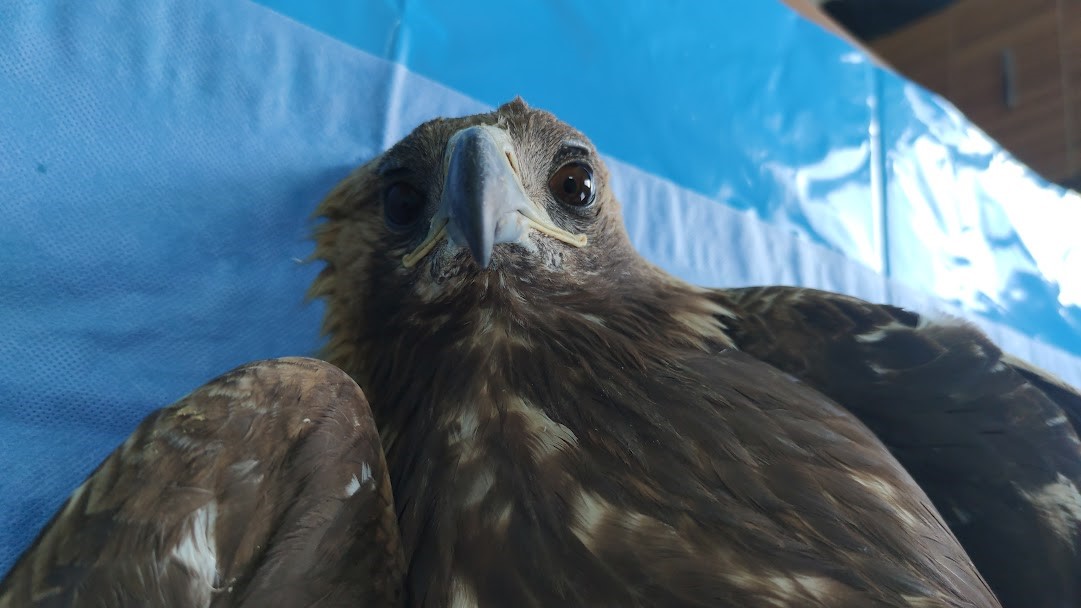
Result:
[722, 285, 1081, 608]
[0, 357, 404, 608]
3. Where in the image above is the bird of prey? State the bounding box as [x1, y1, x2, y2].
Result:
[3, 98, 1081, 608]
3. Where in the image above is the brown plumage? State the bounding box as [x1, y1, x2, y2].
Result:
[2, 98, 1080, 607]
[0, 358, 404, 607]
[725, 286, 1081, 608]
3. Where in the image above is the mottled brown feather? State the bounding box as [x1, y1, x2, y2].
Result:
[0, 357, 404, 608]
[724, 286, 1081, 608]
[6, 98, 1059, 608]
[309, 98, 1001, 607]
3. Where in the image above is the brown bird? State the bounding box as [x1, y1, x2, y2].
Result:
[2, 98, 1080, 607]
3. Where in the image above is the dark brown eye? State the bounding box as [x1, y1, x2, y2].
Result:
[383, 183, 425, 229]
[548, 161, 596, 208]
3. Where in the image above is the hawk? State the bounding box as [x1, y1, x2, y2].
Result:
[3, 98, 1081, 607]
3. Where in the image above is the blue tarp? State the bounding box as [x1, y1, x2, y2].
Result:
[2, 0, 1079, 576]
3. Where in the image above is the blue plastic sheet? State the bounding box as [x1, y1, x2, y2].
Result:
[259, 0, 889, 273]
[1, 0, 1079, 577]
[878, 78, 1081, 355]
[261, 0, 1081, 359]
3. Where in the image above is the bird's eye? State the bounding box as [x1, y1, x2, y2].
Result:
[548, 161, 596, 208]
[383, 183, 425, 230]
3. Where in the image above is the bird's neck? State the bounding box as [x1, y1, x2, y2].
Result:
[335, 277, 738, 592]
[357, 274, 738, 436]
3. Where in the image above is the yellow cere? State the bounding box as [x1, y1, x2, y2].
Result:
[401, 218, 587, 268]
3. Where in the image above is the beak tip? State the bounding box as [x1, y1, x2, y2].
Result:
[443, 125, 523, 271]
[473, 248, 493, 270]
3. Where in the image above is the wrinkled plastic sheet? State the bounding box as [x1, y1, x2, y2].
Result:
[257, 0, 1081, 359]
[1, 0, 1079, 576]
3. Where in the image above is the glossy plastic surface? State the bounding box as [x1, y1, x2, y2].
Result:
[259, 0, 1081, 358]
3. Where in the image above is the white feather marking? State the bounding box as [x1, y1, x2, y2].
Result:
[1018, 474, 1081, 545]
[671, 307, 735, 348]
[461, 468, 496, 507]
[892, 506, 925, 532]
[229, 459, 260, 478]
[570, 491, 613, 549]
[990, 361, 1007, 373]
[504, 396, 579, 462]
[849, 471, 923, 530]
[720, 568, 837, 606]
[900, 595, 954, 607]
[970, 343, 987, 359]
[765, 574, 836, 601]
[855, 318, 934, 344]
[722, 570, 769, 595]
[493, 503, 513, 533]
[477, 307, 495, 333]
[344, 458, 375, 498]
[344, 475, 361, 497]
[448, 575, 479, 608]
[858, 329, 889, 344]
[703, 298, 739, 320]
[170, 502, 219, 606]
[867, 362, 890, 376]
[792, 574, 837, 599]
[205, 375, 254, 401]
[446, 408, 487, 466]
[579, 313, 607, 326]
[766, 575, 799, 597]
[448, 409, 481, 446]
[850, 472, 899, 500]
[1047, 415, 1068, 427]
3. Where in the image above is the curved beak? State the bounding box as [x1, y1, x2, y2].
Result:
[401, 125, 587, 269]
[441, 125, 532, 269]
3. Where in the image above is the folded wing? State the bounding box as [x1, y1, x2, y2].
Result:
[0, 357, 404, 608]
[724, 286, 1081, 608]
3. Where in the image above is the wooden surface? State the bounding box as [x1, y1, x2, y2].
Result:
[872, 0, 1081, 188]
[1064, 0, 1081, 184]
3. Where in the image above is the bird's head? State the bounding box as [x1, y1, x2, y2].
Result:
[313, 100, 647, 358]
[315, 97, 633, 287]
[311, 98, 731, 391]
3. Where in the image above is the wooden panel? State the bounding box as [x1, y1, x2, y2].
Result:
[853, 0, 1079, 185]
[1061, 0, 1081, 179]
[948, 0, 1057, 49]
[950, 5, 1068, 180]
[949, 10, 1062, 116]
[872, 13, 952, 96]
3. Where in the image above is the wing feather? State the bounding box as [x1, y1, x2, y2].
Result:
[724, 286, 1081, 608]
[0, 357, 404, 608]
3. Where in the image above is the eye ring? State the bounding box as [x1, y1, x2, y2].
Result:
[548, 161, 596, 208]
[383, 182, 426, 230]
